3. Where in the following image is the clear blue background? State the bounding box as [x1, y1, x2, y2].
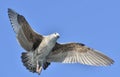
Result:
[0, 0, 119, 77]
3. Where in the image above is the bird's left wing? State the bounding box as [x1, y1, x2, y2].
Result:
[8, 8, 43, 51]
[47, 43, 114, 66]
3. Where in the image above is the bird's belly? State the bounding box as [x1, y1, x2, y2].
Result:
[36, 45, 53, 62]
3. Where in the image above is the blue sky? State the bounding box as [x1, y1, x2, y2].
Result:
[0, 0, 120, 77]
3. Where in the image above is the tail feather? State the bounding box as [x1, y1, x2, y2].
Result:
[43, 62, 51, 70]
[21, 52, 36, 73]
[21, 52, 51, 74]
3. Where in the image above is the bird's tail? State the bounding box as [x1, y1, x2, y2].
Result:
[21, 52, 36, 73]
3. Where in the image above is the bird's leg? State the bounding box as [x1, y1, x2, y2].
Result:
[36, 61, 42, 75]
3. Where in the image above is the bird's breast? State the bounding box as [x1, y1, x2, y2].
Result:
[35, 41, 56, 60]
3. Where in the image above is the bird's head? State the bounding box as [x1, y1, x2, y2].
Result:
[52, 32, 60, 38]
[49, 32, 60, 41]
[44, 32, 60, 43]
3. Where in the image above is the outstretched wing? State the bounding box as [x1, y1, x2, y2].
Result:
[47, 43, 114, 66]
[8, 8, 43, 51]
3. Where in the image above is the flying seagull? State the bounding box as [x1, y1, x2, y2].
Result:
[8, 8, 114, 75]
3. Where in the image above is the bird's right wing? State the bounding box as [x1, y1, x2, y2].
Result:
[8, 8, 43, 51]
[47, 43, 114, 66]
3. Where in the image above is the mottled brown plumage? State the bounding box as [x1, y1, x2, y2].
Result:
[8, 8, 114, 75]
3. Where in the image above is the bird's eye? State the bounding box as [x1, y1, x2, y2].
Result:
[54, 33, 57, 35]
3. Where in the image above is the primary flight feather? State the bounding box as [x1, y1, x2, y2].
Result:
[8, 8, 114, 75]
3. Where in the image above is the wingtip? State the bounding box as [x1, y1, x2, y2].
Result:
[100, 57, 114, 66]
[8, 8, 13, 13]
[103, 59, 114, 66]
[8, 8, 13, 16]
[110, 59, 115, 65]
[8, 8, 11, 11]
[8, 8, 18, 15]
